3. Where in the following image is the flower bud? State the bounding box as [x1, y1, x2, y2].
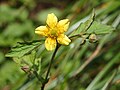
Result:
[89, 34, 97, 43]
[21, 65, 30, 73]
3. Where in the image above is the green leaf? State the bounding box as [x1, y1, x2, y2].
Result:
[72, 9, 95, 35]
[5, 41, 43, 58]
[12, 50, 36, 67]
[86, 21, 114, 34]
[70, 9, 114, 37]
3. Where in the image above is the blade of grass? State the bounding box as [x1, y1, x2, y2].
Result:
[73, 34, 110, 77]
[86, 53, 120, 90]
[101, 70, 117, 90]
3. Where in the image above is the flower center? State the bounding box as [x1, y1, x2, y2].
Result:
[48, 28, 58, 38]
[51, 29, 57, 36]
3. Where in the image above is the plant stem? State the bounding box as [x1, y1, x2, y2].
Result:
[41, 44, 59, 90]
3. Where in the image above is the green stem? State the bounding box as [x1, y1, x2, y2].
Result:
[69, 34, 83, 39]
[41, 44, 59, 90]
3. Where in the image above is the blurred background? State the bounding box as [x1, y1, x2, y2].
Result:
[0, 0, 120, 90]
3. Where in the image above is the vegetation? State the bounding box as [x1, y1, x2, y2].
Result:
[0, 0, 120, 90]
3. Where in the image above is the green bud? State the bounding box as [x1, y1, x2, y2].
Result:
[89, 34, 97, 43]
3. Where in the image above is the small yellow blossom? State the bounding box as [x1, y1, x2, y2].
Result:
[35, 13, 71, 51]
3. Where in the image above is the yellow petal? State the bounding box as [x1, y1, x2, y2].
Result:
[58, 19, 69, 26]
[46, 13, 58, 28]
[35, 26, 48, 36]
[57, 19, 70, 33]
[45, 37, 57, 51]
[57, 34, 71, 45]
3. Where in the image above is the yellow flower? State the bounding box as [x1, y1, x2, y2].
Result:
[35, 13, 71, 51]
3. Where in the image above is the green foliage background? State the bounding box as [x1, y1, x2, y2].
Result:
[0, 0, 120, 90]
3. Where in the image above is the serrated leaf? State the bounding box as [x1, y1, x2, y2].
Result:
[86, 21, 114, 34]
[13, 50, 36, 67]
[5, 41, 42, 58]
[72, 10, 95, 35]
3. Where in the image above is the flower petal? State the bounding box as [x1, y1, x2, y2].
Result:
[57, 34, 71, 45]
[45, 37, 57, 51]
[35, 26, 48, 36]
[46, 13, 58, 28]
[57, 19, 70, 33]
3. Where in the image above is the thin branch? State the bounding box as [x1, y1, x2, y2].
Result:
[69, 34, 83, 39]
[73, 45, 101, 77]
[41, 44, 59, 90]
